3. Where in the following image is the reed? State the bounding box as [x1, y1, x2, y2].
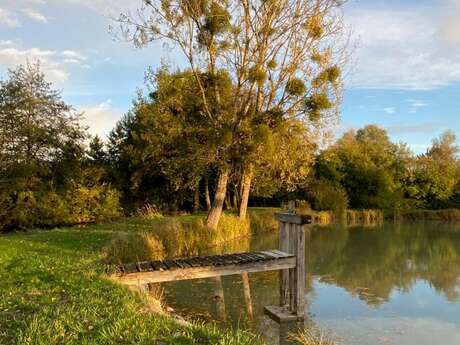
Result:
[103, 213, 253, 263]
[248, 208, 279, 233]
[289, 327, 338, 345]
[390, 208, 460, 222]
[102, 231, 165, 264]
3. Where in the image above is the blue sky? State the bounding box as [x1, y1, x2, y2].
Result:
[0, 0, 459, 153]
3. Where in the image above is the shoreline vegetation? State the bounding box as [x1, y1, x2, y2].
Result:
[2, 207, 460, 344]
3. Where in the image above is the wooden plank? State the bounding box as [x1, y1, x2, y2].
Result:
[275, 212, 313, 225]
[295, 223, 306, 317]
[288, 223, 297, 313]
[155, 261, 168, 271]
[137, 261, 154, 272]
[279, 222, 290, 307]
[112, 255, 296, 285]
[271, 249, 294, 257]
[260, 250, 279, 259]
[163, 260, 180, 270]
[264, 305, 303, 323]
[173, 260, 188, 269]
[252, 252, 271, 260]
[150, 261, 162, 271]
[232, 253, 253, 264]
[123, 262, 138, 274]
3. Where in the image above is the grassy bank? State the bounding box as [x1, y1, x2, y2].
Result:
[0, 219, 264, 345]
[387, 208, 460, 222]
[103, 209, 278, 264]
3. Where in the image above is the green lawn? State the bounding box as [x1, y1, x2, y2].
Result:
[0, 218, 262, 345]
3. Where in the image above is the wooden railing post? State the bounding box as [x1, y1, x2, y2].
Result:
[279, 220, 290, 306]
[265, 206, 312, 322]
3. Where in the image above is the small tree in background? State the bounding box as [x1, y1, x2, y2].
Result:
[0, 63, 120, 230]
[116, 0, 350, 228]
[0, 63, 86, 190]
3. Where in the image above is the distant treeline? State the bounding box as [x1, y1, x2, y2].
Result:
[1, 64, 459, 231]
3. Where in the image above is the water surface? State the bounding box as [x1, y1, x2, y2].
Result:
[160, 222, 460, 344]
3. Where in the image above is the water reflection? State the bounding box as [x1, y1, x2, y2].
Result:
[308, 222, 460, 305]
[160, 222, 460, 344]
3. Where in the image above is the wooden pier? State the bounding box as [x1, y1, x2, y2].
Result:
[113, 250, 296, 285]
[111, 205, 312, 322]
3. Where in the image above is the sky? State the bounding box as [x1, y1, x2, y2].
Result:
[0, 0, 459, 153]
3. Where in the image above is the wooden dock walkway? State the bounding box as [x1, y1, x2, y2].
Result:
[112, 250, 296, 285]
[111, 204, 313, 322]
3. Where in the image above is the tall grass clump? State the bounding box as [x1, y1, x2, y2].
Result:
[289, 327, 338, 345]
[104, 213, 253, 263]
[393, 208, 460, 222]
[134, 204, 163, 220]
[158, 217, 213, 257]
[248, 208, 279, 234]
[102, 231, 165, 264]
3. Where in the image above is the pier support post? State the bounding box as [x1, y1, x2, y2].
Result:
[264, 203, 312, 322]
[241, 272, 253, 317]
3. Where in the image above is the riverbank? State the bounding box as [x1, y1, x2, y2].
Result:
[0, 218, 264, 345]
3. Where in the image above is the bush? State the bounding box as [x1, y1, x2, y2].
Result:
[248, 209, 278, 233]
[308, 179, 348, 213]
[0, 184, 121, 231]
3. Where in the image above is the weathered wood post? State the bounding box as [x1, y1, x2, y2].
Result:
[264, 202, 312, 322]
[241, 272, 254, 318]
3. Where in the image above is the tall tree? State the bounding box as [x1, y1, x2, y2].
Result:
[0, 63, 86, 190]
[117, 0, 349, 228]
[409, 131, 459, 208]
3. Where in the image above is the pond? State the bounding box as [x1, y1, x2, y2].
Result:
[159, 222, 460, 345]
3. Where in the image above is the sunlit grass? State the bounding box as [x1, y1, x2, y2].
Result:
[0, 226, 262, 345]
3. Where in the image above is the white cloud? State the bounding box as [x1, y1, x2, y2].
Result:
[0, 8, 20, 27]
[386, 122, 442, 134]
[0, 40, 15, 46]
[21, 8, 48, 23]
[0, 46, 88, 84]
[346, 1, 460, 90]
[80, 99, 123, 138]
[383, 107, 396, 115]
[406, 99, 429, 113]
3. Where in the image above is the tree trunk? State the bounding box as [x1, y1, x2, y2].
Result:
[232, 184, 239, 210]
[225, 194, 232, 210]
[206, 169, 229, 230]
[193, 185, 200, 213]
[238, 167, 253, 219]
[204, 176, 212, 211]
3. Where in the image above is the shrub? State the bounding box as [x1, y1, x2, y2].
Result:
[248, 209, 278, 234]
[0, 184, 121, 232]
[308, 179, 348, 214]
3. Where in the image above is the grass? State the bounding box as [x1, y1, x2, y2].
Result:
[289, 327, 338, 345]
[0, 220, 263, 345]
[1, 209, 335, 345]
[102, 210, 276, 264]
[388, 208, 460, 222]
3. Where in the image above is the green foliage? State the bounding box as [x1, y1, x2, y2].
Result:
[307, 179, 348, 213]
[406, 131, 460, 208]
[0, 222, 263, 345]
[0, 64, 121, 231]
[285, 78, 306, 96]
[312, 66, 341, 88]
[313, 126, 460, 211]
[305, 93, 333, 121]
[247, 66, 267, 86]
[0, 184, 121, 231]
